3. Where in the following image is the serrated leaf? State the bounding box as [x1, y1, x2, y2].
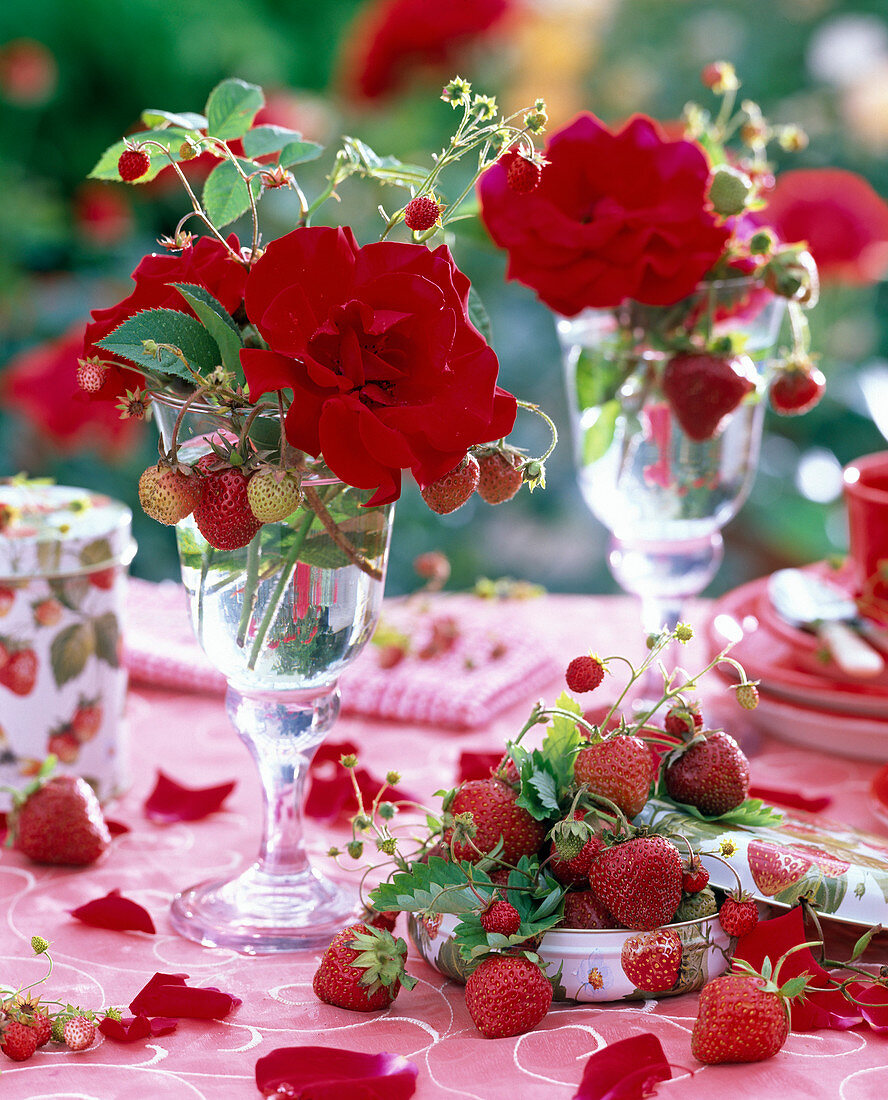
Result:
[341, 136, 428, 188]
[141, 108, 207, 131]
[242, 125, 323, 166]
[368, 856, 493, 916]
[93, 612, 120, 668]
[205, 78, 264, 140]
[97, 308, 222, 380]
[541, 692, 582, 791]
[172, 284, 243, 375]
[467, 287, 492, 344]
[662, 795, 784, 828]
[50, 622, 95, 687]
[534, 886, 565, 921]
[516, 752, 561, 820]
[88, 128, 196, 182]
[202, 159, 263, 228]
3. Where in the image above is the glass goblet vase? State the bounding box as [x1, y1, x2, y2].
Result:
[153, 396, 393, 953]
[559, 279, 786, 638]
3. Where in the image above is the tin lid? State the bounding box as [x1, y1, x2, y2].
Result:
[0, 481, 134, 580]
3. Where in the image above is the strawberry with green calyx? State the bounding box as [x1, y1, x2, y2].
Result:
[547, 808, 604, 886]
[474, 444, 525, 505]
[420, 455, 480, 515]
[4, 760, 111, 866]
[588, 831, 683, 931]
[573, 726, 655, 818]
[0, 1013, 39, 1062]
[664, 698, 703, 737]
[313, 923, 416, 1012]
[691, 944, 817, 1064]
[719, 891, 760, 938]
[682, 855, 710, 894]
[565, 653, 606, 693]
[663, 729, 750, 816]
[138, 462, 201, 525]
[769, 355, 825, 417]
[442, 778, 547, 865]
[464, 951, 553, 1038]
[733, 679, 760, 710]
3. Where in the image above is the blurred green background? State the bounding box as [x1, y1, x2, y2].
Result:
[2, 0, 887, 596]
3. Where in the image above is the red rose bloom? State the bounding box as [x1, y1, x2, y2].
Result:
[339, 0, 511, 103]
[478, 113, 731, 315]
[82, 234, 248, 400]
[241, 225, 516, 505]
[758, 168, 888, 284]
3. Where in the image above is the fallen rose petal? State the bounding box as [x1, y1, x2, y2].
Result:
[148, 1016, 180, 1036]
[747, 785, 831, 813]
[456, 751, 501, 783]
[105, 818, 131, 836]
[255, 1046, 418, 1099]
[144, 770, 236, 823]
[129, 972, 241, 1019]
[305, 740, 413, 823]
[99, 1014, 180, 1042]
[572, 1034, 672, 1100]
[848, 981, 888, 1032]
[733, 907, 862, 1030]
[70, 888, 156, 934]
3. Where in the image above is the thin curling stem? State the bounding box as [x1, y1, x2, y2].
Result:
[516, 399, 558, 464]
[167, 385, 212, 463]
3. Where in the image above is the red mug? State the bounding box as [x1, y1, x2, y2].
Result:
[844, 451, 888, 595]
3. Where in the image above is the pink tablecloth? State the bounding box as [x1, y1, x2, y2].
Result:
[1, 595, 887, 1099]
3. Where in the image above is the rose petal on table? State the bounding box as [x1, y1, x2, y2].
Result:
[70, 888, 156, 934]
[255, 1046, 418, 1099]
[847, 981, 888, 1032]
[733, 907, 863, 1030]
[571, 1034, 672, 1100]
[99, 1014, 179, 1042]
[872, 763, 888, 811]
[747, 784, 832, 813]
[305, 740, 413, 822]
[129, 972, 241, 1019]
[456, 750, 501, 783]
[143, 770, 236, 823]
[105, 818, 131, 836]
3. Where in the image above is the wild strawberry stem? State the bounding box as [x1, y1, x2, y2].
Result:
[300, 485, 384, 581]
[515, 399, 559, 464]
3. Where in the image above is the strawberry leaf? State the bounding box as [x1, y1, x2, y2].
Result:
[140, 108, 207, 132]
[88, 127, 196, 182]
[97, 308, 222, 380]
[368, 856, 493, 916]
[205, 78, 264, 140]
[660, 793, 783, 827]
[515, 751, 561, 820]
[202, 159, 263, 228]
[540, 692, 583, 792]
[242, 125, 322, 166]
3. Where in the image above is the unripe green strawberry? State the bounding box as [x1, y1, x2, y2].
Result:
[708, 165, 751, 216]
[675, 885, 717, 921]
[247, 470, 303, 522]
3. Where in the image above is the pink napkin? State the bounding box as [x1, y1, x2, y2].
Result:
[124, 579, 560, 730]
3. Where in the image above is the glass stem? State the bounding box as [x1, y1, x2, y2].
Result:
[227, 686, 340, 877]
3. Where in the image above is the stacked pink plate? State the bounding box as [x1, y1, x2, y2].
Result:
[707, 565, 888, 761]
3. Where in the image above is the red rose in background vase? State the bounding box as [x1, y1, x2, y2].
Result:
[758, 168, 888, 284]
[339, 0, 512, 103]
[82, 235, 248, 400]
[241, 225, 516, 505]
[478, 113, 731, 316]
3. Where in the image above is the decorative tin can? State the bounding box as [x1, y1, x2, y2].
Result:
[0, 480, 135, 808]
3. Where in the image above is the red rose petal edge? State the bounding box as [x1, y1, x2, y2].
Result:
[70, 888, 156, 934]
[255, 1046, 418, 1099]
[571, 1034, 673, 1100]
[129, 972, 241, 1019]
[143, 770, 236, 823]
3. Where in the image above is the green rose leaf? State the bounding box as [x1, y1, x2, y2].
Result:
[97, 308, 222, 381]
[242, 125, 323, 165]
[88, 127, 195, 183]
[203, 159, 263, 228]
[93, 612, 120, 668]
[205, 78, 264, 140]
[50, 622, 96, 687]
[172, 284, 243, 375]
[141, 109, 207, 132]
[467, 287, 492, 345]
[582, 400, 620, 466]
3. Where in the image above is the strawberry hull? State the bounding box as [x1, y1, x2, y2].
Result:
[408, 910, 732, 1002]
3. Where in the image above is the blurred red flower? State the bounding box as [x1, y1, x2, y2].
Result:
[0, 39, 58, 106]
[82, 234, 248, 400]
[1, 325, 141, 456]
[478, 113, 730, 316]
[242, 225, 516, 505]
[760, 168, 888, 284]
[339, 0, 512, 103]
[73, 182, 133, 247]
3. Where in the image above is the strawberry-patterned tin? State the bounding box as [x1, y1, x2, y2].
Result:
[0, 481, 135, 808]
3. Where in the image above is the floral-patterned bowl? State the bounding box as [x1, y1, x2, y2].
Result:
[408, 910, 732, 1002]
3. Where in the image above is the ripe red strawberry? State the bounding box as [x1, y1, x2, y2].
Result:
[420, 455, 480, 515]
[746, 840, 813, 897]
[361, 906, 398, 933]
[312, 923, 415, 1011]
[691, 971, 797, 1063]
[0, 585, 14, 616]
[464, 954, 552, 1038]
[72, 702, 103, 742]
[662, 352, 758, 441]
[476, 449, 523, 504]
[33, 598, 62, 626]
[193, 466, 263, 550]
[444, 778, 547, 864]
[0, 1015, 38, 1061]
[664, 700, 703, 737]
[565, 654, 605, 693]
[118, 146, 150, 181]
[0, 648, 37, 695]
[560, 889, 615, 929]
[769, 361, 825, 416]
[247, 470, 303, 523]
[75, 357, 107, 393]
[404, 195, 442, 231]
[719, 894, 760, 938]
[139, 464, 201, 525]
[13, 998, 52, 1047]
[63, 1015, 95, 1051]
[664, 731, 750, 816]
[682, 859, 710, 894]
[10, 775, 111, 866]
[621, 929, 683, 992]
[588, 835, 683, 931]
[505, 152, 542, 194]
[480, 898, 522, 936]
[573, 734, 654, 818]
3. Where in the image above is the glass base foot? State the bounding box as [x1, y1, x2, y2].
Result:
[169, 864, 358, 954]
